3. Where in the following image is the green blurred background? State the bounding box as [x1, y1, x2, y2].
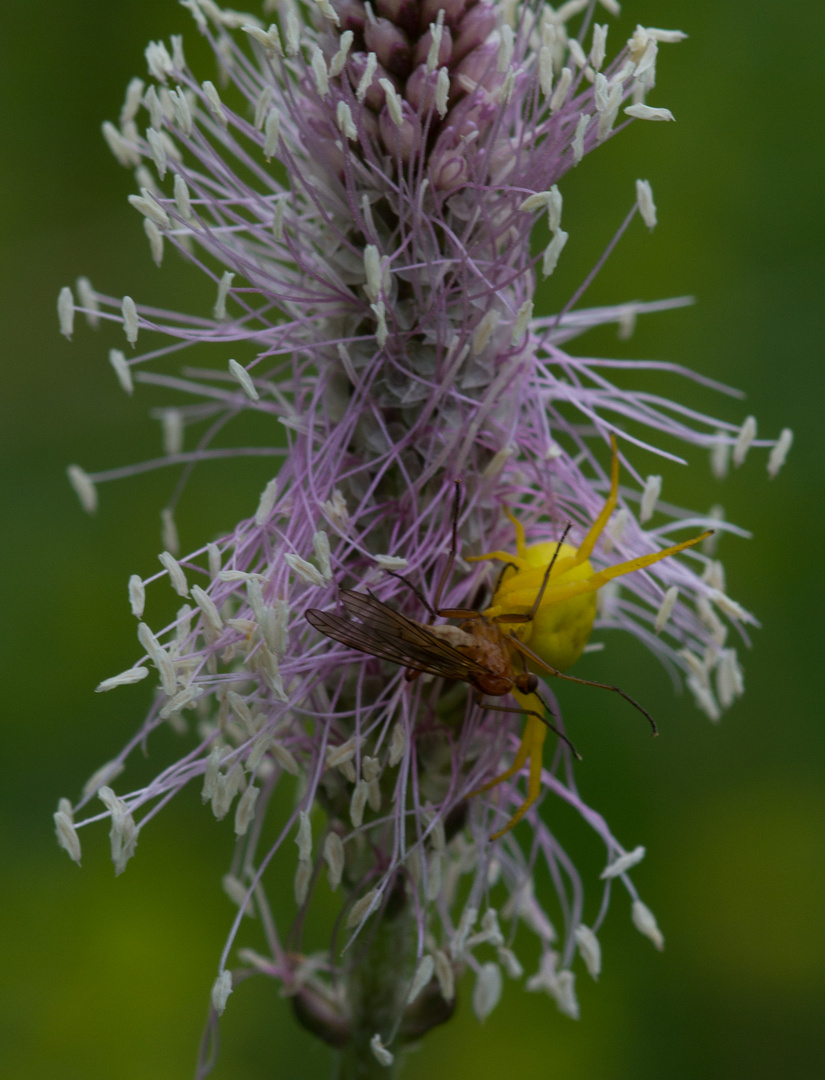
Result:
[2, 0, 822, 1077]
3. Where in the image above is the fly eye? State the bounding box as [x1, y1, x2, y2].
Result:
[526, 673, 539, 693]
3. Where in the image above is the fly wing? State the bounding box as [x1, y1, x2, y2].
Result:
[306, 590, 488, 681]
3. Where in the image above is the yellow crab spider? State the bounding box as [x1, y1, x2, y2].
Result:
[466, 435, 712, 839]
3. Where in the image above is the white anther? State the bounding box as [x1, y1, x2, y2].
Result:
[310, 45, 329, 97]
[58, 286, 75, 339]
[171, 174, 192, 221]
[435, 67, 449, 118]
[143, 218, 164, 266]
[687, 673, 721, 721]
[160, 409, 183, 456]
[574, 925, 601, 978]
[498, 947, 523, 979]
[200, 80, 227, 127]
[472, 309, 500, 356]
[137, 622, 177, 695]
[232, 786, 258, 833]
[205, 544, 221, 582]
[270, 740, 300, 776]
[497, 24, 514, 73]
[284, 552, 325, 586]
[617, 306, 637, 339]
[281, 5, 300, 54]
[336, 101, 357, 141]
[158, 550, 188, 598]
[313, 0, 340, 24]
[374, 554, 407, 569]
[145, 39, 174, 81]
[640, 474, 662, 523]
[241, 22, 281, 54]
[388, 722, 406, 766]
[330, 30, 353, 76]
[67, 465, 97, 514]
[201, 744, 224, 802]
[539, 46, 553, 98]
[482, 446, 514, 479]
[472, 962, 503, 1021]
[567, 37, 587, 68]
[262, 107, 281, 160]
[101, 120, 140, 167]
[451, 905, 478, 959]
[591, 23, 608, 70]
[119, 294, 139, 345]
[554, 970, 580, 1019]
[407, 954, 435, 1004]
[379, 78, 404, 128]
[222, 873, 255, 914]
[357, 53, 378, 103]
[161, 683, 204, 720]
[99, 786, 138, 875]
[632, 899, 664, 950]
[636, 178, 657, 229]
[324, 832, 345, 890]
[252, 86, 274, 132]
[571, 113, 590, 164]
[711, 431, 730, 479]
[326, 737, 357, 770]
[434, 949, 455, 1000]
[96, 665, 150, 694]
[211, 971, 233, 1015]
[75, 276, 100, 329]
[128, 189, 170, 229]
[291, 809, 312, 861]
[549, 66, 572, 111]
[160, 508, 179, 555]
[121, 77, 146, 124]
[253, 478, 278, 526]
[364, 244, 382, 302]
[146, 127, 167, 179]
[143, 85, 163, 130]
[596, 83, 622, 140]
[512, 300, 533, 345]
[191, 584, 223, 632]
[228, 358, 260, 401]
[542, 229, 569, 276]
[82, 759, 125, 800]
[716, 647, 744, 708]
[426, 22, 443, 73]
[271, 197, 286, 242]
[707, 588, 757, 625]
[625, 103, 674, 122]
[350, 780, 369, 828]
[654, 586, 678, 634]
[498, 70, 515, 105]
[54, 802, 82, 865]
[768, 428, 793, 478]
[733, 415, 757, 467]
[601, 845, 646, 879]
[346, 887, 380, 929]
[370, 1034, 394, 1067]
[371, 301, 387, 348]
[169, 87, 193, 135]
[210, 271, 234, 321]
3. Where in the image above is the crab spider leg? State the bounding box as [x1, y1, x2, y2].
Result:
[574, 433, 621, 564]
[467, 708, 549, 840]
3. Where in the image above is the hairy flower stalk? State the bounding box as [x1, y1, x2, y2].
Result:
[57, 0, 791, 1074]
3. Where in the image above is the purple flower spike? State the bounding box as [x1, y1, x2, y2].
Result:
[58, 1, 791, 1074]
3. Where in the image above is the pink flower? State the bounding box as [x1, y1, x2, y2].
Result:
[57, 1, 791, 1071]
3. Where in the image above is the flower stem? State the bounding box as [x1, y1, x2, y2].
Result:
[334, 888, 415, 1080]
